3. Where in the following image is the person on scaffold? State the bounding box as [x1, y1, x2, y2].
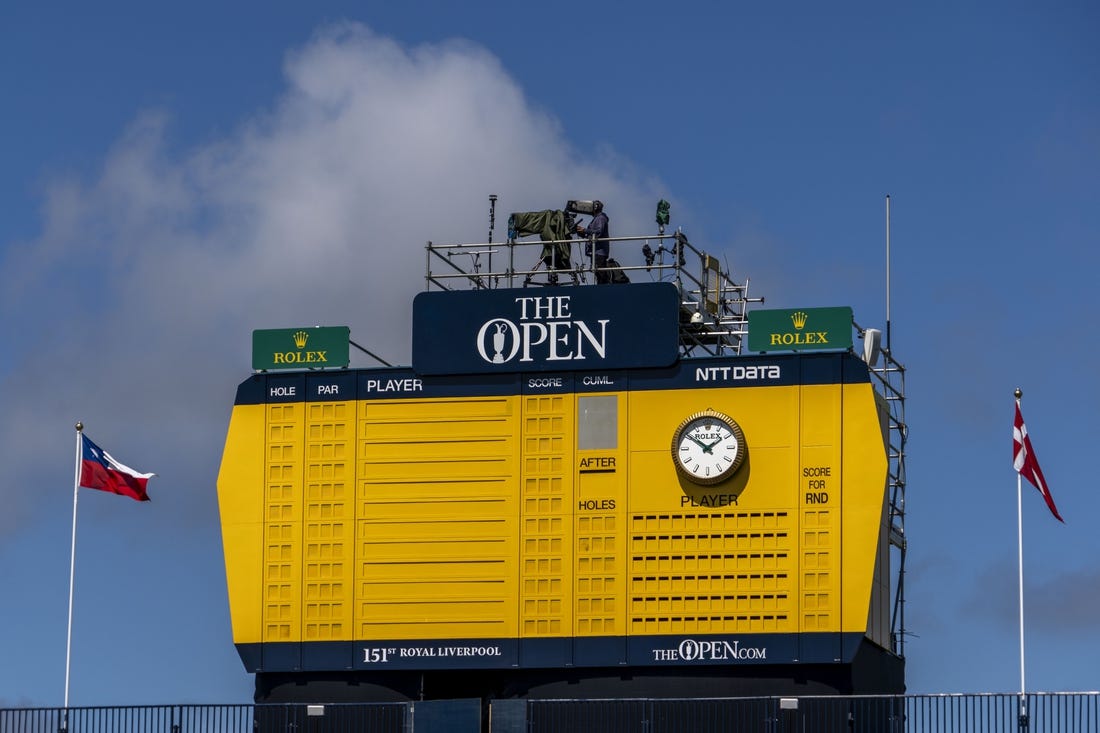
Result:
[576, 200, 612, 284]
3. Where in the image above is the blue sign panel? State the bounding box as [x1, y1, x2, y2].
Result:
[412, 283, 680, 375]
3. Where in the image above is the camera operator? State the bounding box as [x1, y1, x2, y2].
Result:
[576, 200, 611, 284]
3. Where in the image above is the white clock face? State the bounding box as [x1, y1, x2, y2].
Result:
[672, 410, 746, 485]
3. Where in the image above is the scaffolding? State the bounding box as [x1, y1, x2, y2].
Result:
[424, 227, 763, 358]
[876, 341, 908, 660]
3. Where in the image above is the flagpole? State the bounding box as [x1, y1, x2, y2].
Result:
[1014, 389, 1028, 730]
[64, 422, 83, 725]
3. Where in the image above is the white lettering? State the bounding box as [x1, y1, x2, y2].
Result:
[476, 310, 610, 366]
[515, 295, 570, 320]
[695, 365, 781, 382]
[362, 647, 394, 663]
[397, 645, 502, 658]
[573, 319, 609, 359]
[547, 320, 574, 360]
[364, 378, 423, 393]
[652, 638, 767, 663]
[520, 322, 549, 362]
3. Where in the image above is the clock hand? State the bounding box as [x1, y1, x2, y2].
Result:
[685, 433, 711, 452]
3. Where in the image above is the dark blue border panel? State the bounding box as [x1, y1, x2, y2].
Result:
[799, 352, 844, 386]
[236, 642, 263, 672]
[306, 372, 357, 402]
[413, 283, 681, 375]
[628, 356, 796, 392]
[250, 633, 872, 673]
[234, 375, 267, 405]
[519, 638, 572, 668]
[521, 373, 574, 395]
[264, 373, 306, 404]
[262, 642, 301, 672]
[628, 633, 800, 666]
[574, 636, 627, 666]
[302, 641, 355, 671]
[353, 638, 519, 671]
[233, 354, 873, 406]
[358, 369, 522, 401]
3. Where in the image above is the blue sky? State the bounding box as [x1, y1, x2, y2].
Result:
[1, 2, 1097, 706]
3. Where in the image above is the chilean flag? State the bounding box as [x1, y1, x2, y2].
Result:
[79, 434, 154, 502]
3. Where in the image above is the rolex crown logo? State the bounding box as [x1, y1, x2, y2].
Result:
[293, 330, 309, 349]
[790, 311, 808, 330]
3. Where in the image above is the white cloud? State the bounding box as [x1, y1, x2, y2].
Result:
[0, 22, 668, 535]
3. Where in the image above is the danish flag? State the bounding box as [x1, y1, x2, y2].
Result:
[1013, 402, 1063, 522]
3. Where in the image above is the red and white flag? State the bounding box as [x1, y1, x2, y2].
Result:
[1013, 402, 1063, 522]
[79, 434, 154, 502]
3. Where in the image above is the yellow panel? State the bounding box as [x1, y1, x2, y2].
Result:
[359, 399, 514, 484]
[626, 385, 803, 637]
[303, 400, 353, 642]
[627, 510, 794, 635]
[629, 383, 799, 451]
[222, 360, 892, 653]
[216, 403, 266, 645]
[263, 402, 303, 643]
[839, 382, 890, 634]
[520, 394, 573, 638]
[354, 395, 519, 641]
[362, 398, 514, 421]
[627, 386, 800, 514]
[574, 392, 626, 637]
[868, 498, 892, 648]
[361, 538, 509, 560]
[799, 384, 842, 634]
[359, 619, 507, 637]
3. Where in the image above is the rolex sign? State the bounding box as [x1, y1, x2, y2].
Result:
[747, 307, 853, 353]
[252, 326, 351, 371]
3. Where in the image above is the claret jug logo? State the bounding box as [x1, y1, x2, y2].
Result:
[475, 295, 609, 366]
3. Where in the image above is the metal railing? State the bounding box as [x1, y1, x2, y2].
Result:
[528, 694, 1099, 732]
[424, 230, 761, 357]
[4, 694, 1098, 732]
[0, 703, 410, 733]
[523, 691, 1100, 730]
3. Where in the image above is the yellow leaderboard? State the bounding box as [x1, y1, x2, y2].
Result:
[217, 352, 890, 672]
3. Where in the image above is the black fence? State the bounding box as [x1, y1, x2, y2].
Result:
[526, 694, 1100, 732]
[2, 693, 1097, 733]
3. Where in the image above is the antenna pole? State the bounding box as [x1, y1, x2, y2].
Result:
[885, 194, 892, 352]
[488, 195, 497, 244]
[488, 195, 498, 288]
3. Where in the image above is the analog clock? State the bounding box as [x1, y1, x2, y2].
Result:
[671, 409, 746, 485]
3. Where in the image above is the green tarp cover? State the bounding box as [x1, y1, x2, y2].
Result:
[509, 209, 572, 268]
